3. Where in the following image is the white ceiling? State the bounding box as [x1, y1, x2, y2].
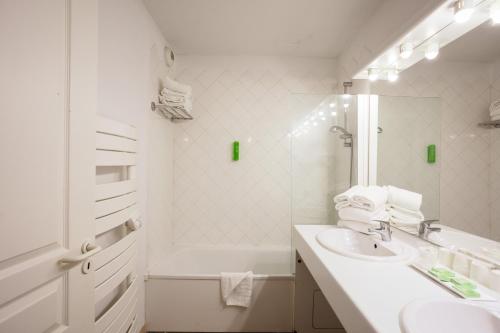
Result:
[440, 22, 500, 63]
[143, 0, 384, 58]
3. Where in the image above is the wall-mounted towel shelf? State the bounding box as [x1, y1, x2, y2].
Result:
[478, 120, 500, 129]
[151, 102, 193, 121]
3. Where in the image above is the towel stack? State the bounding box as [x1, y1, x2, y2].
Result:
[334, 185, 425, 234]
[490, 99, 500, 121]
[159, 76, 193, 115]
[334, 185, 389, 233]
[386, 185, 424, 233]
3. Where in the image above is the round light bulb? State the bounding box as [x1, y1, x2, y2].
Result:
[387, 69, 399, 82]
[399, 42, 413, 59]
[454, 0, 474, 23]
[331, 111, 337, 117]
[329, 103, 335, 108]
[425, 43, 439, 60]
[491, 2, 500, 24]
[368, 68, 379, 82]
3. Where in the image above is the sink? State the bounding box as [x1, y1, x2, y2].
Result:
[315, 228, 417, 262]
[400, 299, 500, 333]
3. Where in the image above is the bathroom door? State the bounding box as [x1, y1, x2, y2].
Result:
[0, 0, 97, 331]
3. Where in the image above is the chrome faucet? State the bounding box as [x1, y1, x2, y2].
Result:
[418, 219, 441, 240]
[368, 220, 392, 242]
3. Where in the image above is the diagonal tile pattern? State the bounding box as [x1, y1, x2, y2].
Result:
[172, 56, 336, 246]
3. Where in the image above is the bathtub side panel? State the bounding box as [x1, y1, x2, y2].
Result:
[146, 278, 294, 332]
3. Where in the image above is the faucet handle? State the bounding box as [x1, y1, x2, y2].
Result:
[419, 219, 441, 236]
[421, 219, 439, 226]
[372, 220, 391, 230]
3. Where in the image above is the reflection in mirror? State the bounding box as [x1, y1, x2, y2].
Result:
[370, 21, 500, 246]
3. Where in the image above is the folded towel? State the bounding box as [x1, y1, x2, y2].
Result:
[491, 114, 500, 121]
[160, 88, 190, 101]
[387, 186, 422, 212]
[351, 186, 388, 212]
[338, 206, 389, 224]
[163, 76, 192, 95]
[333, 185, 364, 204]
[338, 220, 380, 234]
[386, 204, 425, 220]
[335, 201, 351, 210]
[221, 271, 253, 307]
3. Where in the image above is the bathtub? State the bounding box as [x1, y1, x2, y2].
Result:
[145, 246, 294, 332]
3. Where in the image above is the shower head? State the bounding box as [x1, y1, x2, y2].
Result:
[329, 125, 352, 138]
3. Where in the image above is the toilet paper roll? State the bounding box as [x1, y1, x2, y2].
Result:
[437, 248, 454, 268]
[452, 253, 471, 276]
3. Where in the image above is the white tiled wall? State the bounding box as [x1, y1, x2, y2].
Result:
[371, 60, 496, 239]
[172, 56, 336, 247]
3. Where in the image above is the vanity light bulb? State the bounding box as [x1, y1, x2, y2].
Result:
[387, 69, 399, 82]
[343, 103, 349, 108]
[368, 69, 379, 82]
[425, 43, 439, 60]
[329, 103, 335, 108]
[318, 111, 324, 116]
[331, 111, 337, 117]
[399, 42, 413, 59]
[491, 2, 500, 24]
[454, 0, 474, 23]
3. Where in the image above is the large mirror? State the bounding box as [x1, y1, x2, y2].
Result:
[371, 21, 500, 244]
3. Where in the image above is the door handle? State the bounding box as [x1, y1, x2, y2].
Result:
[59, 241, 102, 264]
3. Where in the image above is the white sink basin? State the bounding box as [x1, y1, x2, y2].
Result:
[400, 299, 500, 333]
[315, 228, 417, 262]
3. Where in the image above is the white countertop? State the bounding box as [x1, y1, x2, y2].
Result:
[293, 225, 457, 333]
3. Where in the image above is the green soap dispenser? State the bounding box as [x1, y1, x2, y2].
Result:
[427, 144, 436, 164]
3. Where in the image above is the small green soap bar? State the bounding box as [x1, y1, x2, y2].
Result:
[233, 141, 239, 161]
[427, 144, 436, 164]
[453, 284, 480, 298]
[451, 277, 476, 289]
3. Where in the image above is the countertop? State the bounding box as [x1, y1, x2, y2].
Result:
[293, 225, 457, 333]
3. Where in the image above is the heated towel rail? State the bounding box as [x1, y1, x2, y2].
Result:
[94, 116, 140, 333]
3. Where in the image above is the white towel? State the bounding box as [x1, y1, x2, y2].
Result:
[333, 185, 364, 204]
[387, 186, 422, 212]
[163, 76, 192, 95]
[221, 271, 253, 307]
[338, 206, 389, 224]
[335, 201, 351, 210]
[491, 114, 500, 121]
[387, 204, 424, 221]
[351, 186, 388, 212]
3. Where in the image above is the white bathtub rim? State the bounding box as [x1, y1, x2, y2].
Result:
[147, 273, 294, 280]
